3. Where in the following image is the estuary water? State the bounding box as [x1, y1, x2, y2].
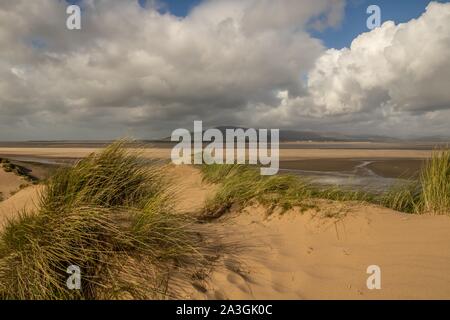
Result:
[280, 160, 409, 193]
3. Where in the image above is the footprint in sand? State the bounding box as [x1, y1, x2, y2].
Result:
[207, 290, 227, 300]
[191, 282, 207, 294]
[271, 281, 288, 293]
[226, 273, 251, 294]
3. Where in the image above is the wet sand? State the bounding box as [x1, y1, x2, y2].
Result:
[281, 159, 425, 179]
[0, 145, 433, 162]
[366, 159, 425, 179]
[281, 159, 361, 172]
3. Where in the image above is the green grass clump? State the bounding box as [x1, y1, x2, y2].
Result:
[381, 149, 449, 215]
[421, 149, 450, 215]
[201, 148, 450, 217]
[201, 164, 369, 218]
[42, 142, 160, 211]
[380, 181, 422, 213]
[311, 186, 373, 203]
[0, 141, 207, 300]
[201, 149, 450, 217]
[200, 163, 249, 184]
[202, 165, 262, 218]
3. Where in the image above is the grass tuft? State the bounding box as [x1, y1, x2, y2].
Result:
[421, 149, 450, 214]
[381, 181, 422, 214]
[0, 141, 208, 300]
[201, 164, 370, 218]
[201, 148, 450, 216]
[381, 148, 449, 215]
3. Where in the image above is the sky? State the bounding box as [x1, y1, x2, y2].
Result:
[314, 0, 450, 48]
[153, 0, 450, 49]
[1, 0, 450, 140]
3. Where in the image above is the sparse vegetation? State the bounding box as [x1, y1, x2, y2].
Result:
[421, 149, 450, 214]
[201, 148, 450, 217]
[0, 158, 38, 183]
[381, 181, 422, 213]
[202, 164, 305, 218]
[380, 149, 450, 215]
[0, 142, 210, 300]
[200, 164, 371, 219]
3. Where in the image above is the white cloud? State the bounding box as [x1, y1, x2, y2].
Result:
[252, 1, 450, 138]
[0, 0, 346, 139]
[305, 1, 450, 116]
[0, 0, 448, 139]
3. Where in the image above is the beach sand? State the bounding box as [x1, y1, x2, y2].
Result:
[168, 166, 450, 300]
[0, 167, 29, 201]
[189, 204, 450, 299]
[0, 183, 42, 227]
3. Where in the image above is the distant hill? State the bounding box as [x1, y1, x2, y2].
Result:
[411, 135, 450, 142]
[162, 126, 403, 142]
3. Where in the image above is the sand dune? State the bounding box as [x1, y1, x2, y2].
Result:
[0, 185, 42, 228]
[170, 166, 450, 300]
[1, 164, 449, 300]
[0, 167, 28, 201]
[192, 204, 450, 299]
[167, 165, 218, 215]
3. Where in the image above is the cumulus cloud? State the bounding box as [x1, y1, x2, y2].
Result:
[266, 1, 450, 137]
[0, 0, 448, 139]
[0, 0, 344, 139]
[308, 2, 450, 115]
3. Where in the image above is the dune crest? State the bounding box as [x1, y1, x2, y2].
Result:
[169, 166, 450, 300]
[0, 167, 28, 201]
[0, 185, 42, 228]
[188, 203, 450, 300]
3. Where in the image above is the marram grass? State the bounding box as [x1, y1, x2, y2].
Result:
[0, 141, 208, 300]
[200, 164, 371, 218]
[421, 149, 450, 215]
[201, 148, 450, 217]
[380, 181, 422, 214]
[381, 148, 450, 215]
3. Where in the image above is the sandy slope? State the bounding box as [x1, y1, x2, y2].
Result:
[190, 204, 450, 300]
[170, 166, 450, 300]
[167, 165, 218, 215]
[0, 167, 28, 201]
[0, 185, 42, 228]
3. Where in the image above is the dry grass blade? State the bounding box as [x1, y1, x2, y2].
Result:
[0, 140, 211, 300]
